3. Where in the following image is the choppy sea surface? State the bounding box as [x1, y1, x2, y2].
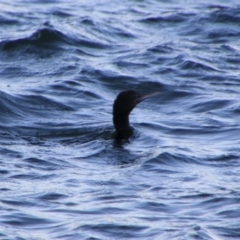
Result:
[1, 0, 240, 239]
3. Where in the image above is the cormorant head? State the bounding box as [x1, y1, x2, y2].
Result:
[113, 90, 160, 116]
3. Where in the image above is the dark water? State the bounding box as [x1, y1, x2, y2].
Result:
[0, 0, 240, 239]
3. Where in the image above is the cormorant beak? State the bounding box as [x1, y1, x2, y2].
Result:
[137, 91, 160, 103]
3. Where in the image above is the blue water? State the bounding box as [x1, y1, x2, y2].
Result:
[0, 0, 240, 239]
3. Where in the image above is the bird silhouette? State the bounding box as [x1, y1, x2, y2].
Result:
[113, 90, 160, 140]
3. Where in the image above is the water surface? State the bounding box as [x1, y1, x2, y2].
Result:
[0, 0, 240, 239]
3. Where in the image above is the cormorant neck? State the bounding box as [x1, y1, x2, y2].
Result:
[113, 112, 133, 140]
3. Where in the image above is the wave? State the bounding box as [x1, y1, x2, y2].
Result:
[0, 23, 110, 52]
[0, 90, 73, 121]
[179, 59, 219, 72]
[207, 5, 240, 24]
[0, 13, 20, 26]
[1, 26, 67, 51]
[189, 99, 233, 113]
[140, 12, 194, 25]
[141, 151, 198, 173]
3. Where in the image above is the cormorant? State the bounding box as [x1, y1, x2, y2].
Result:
[113, 90, 159, 140]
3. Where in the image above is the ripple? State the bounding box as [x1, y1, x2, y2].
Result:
[140, 12, 193, 25]
[179, 60, 219, 72]
[78, 223, 148, 239]
[0, 14, 20, 25]
[0, 90, 74, 130]
[190, 99, 232, 113]
[208, 6, 240, 24]
[141, 152, 195, 171]
[1, 212, 55, 227]
[23, 157, 61, 171]
[37, 192, 69, 201]
[10, 173, 56, 180]
[147, 44, 174, 54]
